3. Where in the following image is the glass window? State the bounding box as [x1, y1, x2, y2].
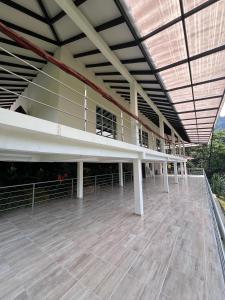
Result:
[96, 106, 117, 139]
[139, 129, 149, 148]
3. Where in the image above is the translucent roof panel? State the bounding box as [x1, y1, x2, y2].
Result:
[191, 51, 225, 83]
[124, 0, 181, 37]
[182, 119, 198, 125]
[186, 1, 225, 56]
[183, 0, 208, 13]
[195, 98, 221, 110]
[174, 101, 195, 112]
[196, 109, 217, 118]
[159, 64, 190, 89]
[197, 123, 213, 129]
[168, 87, 192, 102]
[197, 117, 215, 124]
[179, 112, 196, 119]
[144, 22, 187, 68]
[193, 81, 225, 98]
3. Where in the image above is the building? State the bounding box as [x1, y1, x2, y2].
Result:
[0, 1, 224, 299]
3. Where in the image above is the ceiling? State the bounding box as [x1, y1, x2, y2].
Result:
[0, 0, 224, 143]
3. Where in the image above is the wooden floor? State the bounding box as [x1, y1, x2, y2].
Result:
[0, 176, 224, 300]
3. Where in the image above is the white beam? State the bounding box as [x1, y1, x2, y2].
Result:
[54, 0, 183, 141]
[77, 162, 83, 198]
[163, 161, 169, 193]
[119, 162, 123, 187]
[133, 159, 144, 215]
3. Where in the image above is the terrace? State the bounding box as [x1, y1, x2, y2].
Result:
[0, 174, 224, 299]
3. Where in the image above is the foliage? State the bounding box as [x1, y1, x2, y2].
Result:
[186, 130, 225, 197]
[211, 173, 225, 197]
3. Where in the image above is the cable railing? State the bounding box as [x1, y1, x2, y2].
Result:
[0, 21, 186, 155]
[203, 170, 225, 282]
[0, 171, 133, 213]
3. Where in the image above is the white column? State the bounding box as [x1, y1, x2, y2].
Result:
[183, 142, 186, 156]
[152, 162, 155, 177]
[133, 159, 144, 215]
[130, 81, 139, 145]
[145, 163, 151, 178]
[119, 162, 123, 187]
[180, 162, 184, 178]
[163, 161, 169, 193]
[174, 161, 178, 183]
[77, 162, 83, 199]
[171, 131, 176, 155]
[159, 117, 165, 153]
[178, 139, 182, 156]
[184, 162, 187, 177]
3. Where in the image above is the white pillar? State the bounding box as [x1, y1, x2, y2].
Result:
[180, 162, 184, 178]
[171, 131, 176, 155]
[77, 162, 83, 199]
[163, 161, 169, 193]
[178, 139, 182, 156]
[184, 162, 187, 176]
[119, 162, 123, 187]
[152, 162, 155, 177]
[174, 161, 178, 184]
[130, 82, 139, 145]
[159, 117, 165, 153]
[133, 159, 144, 215]
[183, 142, 186, 156]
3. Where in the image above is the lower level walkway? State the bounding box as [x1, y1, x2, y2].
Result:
[0, 176, 224, 300]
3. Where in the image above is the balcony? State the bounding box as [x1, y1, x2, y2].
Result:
[0, 174, 224, 299]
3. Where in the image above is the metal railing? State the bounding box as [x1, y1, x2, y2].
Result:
[187, 168, 204, 175]
[203, 170, 225, 281]
[0, 172, 132, 213]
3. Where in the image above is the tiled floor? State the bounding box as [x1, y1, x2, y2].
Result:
[0, 176, 224, 299]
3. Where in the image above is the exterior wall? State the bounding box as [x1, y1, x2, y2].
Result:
[11, 46, 161, 147]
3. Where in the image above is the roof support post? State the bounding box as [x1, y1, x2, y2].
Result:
[163, 161, 169, 193]
[171, 131, 176, 155]
[130, 81, 139, 145]
[174, 161, 178, 184]
[119, 162, 123, 187]
[159, 116, 165, 153]
[133, 158, 144, 215]
[77, 161, 83, 199]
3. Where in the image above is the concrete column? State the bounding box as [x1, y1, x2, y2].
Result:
[159, 117, 165, 153]
[163, 161, 169, 193]
[184, 162, 187, 176]
[119, 162, 123, 187]
[77, 162, 83, 199]
[152, 162, 155, 177]
[145, 163, 151, 178]
[174, 161, 178, 184]
[183, 142, 186, 156]
[130, 82, 139, 145]
[171, 131, 176, 155]
[180, 162, 184, 178]
[133, 159, 144, 215]
[178, 139, 182, 156]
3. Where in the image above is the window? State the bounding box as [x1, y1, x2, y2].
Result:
[139, 129, 149, 148]
[96, 106, 117, 139]
[156, 138, 161, 151]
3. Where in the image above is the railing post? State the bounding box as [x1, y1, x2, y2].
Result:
[120, 111, 124, 141]
[32, 183, 35, 211]
[84, 84, 87, 131]
[71, 178, 74, 199]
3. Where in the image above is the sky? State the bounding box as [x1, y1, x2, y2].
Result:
[220, 102, 225, 117]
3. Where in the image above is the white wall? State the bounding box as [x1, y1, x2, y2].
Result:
[11, 46, 162, 147]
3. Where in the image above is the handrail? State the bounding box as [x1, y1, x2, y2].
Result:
[203, 169, 225, 281]
[0, 21, 175, 145]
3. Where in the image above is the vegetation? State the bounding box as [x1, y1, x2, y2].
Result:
[186, 130, 225, 201]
